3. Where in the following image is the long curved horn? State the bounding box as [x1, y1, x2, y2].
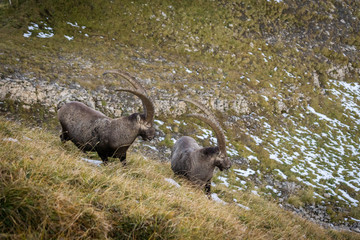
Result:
[115, 88, 154, 124]
[103, 70, 147, 94]
[186, 113, 226, 154]
[105, 70, 152, 120]
[180, 98, 215, 119]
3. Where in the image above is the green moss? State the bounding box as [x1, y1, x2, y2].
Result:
[326, 207, 348, 223]
[288, 195, 304, 208]
[1, 98, 58, 130]
[159, 133, 174, 148]
[299, 189, 315, 205]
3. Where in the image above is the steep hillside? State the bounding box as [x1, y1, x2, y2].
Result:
[1, 117, 358, 239]
[1, 0, 360, 234]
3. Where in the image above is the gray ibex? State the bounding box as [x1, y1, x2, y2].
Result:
[171, 99, 232, 194]
[58, 70, 155, 165]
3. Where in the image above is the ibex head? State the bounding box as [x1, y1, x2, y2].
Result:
[187, 113, 232, 171]
[182, 99, 232, 171]
[214, 151, 231, 171]
[138, 115, 156, 141]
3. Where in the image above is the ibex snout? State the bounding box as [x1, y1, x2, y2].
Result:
[216, 154, 232, 171]
[223, 158, 232, 170]
[140, 126, 156, 141]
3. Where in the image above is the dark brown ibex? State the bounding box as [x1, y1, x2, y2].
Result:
[171, 99, 232, 194]
[58, 70, 155, 165]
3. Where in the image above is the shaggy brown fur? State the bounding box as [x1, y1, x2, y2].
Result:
[58, 101, 155, 164]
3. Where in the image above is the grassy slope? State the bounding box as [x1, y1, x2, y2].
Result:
[0, 117, 358, 239]
[1, 0, 360, 231]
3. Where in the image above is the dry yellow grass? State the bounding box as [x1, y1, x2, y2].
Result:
[0, 117, 358, 239]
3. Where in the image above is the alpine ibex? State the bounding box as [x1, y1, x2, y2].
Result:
[171, 99, 232, 194]
[58, 70, 155, 165]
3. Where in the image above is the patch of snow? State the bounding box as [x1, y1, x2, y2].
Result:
[247, 155, 259, 162]
[244, 79, 360, 207]
[284, 69, 295, 78]
[307, 105, 349, 129]
[313, 192, 325, 199]
[37, 32, 54, 38]
[233, 199, 250, 210]
[154, 119, 164, 125]
[165, 178, 180, 188]
[251, 190, 260, 196]
[184, 67, 192, 73]
[81, 157, 102, 166]
[67, 21, 80, 28]
[24, 31, 32, 38]
[227, 147, 239, 157]
[144, 144, 158, 151]
[239, 180, 247, 185]
[275, 169, 287, 179]
[64, 35, 74, 41]
[266, 185, 278, 193]
[3, 137, 19, 143]
[217, 176, 230, 187]
[211, 193, 227, 205]
[28, 23, 39, 30]
[234, 168, 255, 177]
[250, 135, 263, 145]
[350, 217, 360, 222]
[236, 203, 250, 210]
[24, 22, 54, 38]
[245, 146, 254, 153]
[269, 152, 283, 163]
[338, 189, 359, 207]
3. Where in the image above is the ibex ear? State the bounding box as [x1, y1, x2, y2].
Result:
[136, 114, 142, 123]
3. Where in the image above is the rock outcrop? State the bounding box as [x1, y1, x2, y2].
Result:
[0, 76, 251, 118]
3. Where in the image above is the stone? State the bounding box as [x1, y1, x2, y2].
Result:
[313, 71, 320, 88]
[0, 76, 251, 120]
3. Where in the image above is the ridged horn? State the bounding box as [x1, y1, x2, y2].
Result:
[186, 113, 227, 155]
[115, 88, 154, 124]
[180, 98, 215, 119]
[103, 70, 147, 94]
[104, 70, 150, 119]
